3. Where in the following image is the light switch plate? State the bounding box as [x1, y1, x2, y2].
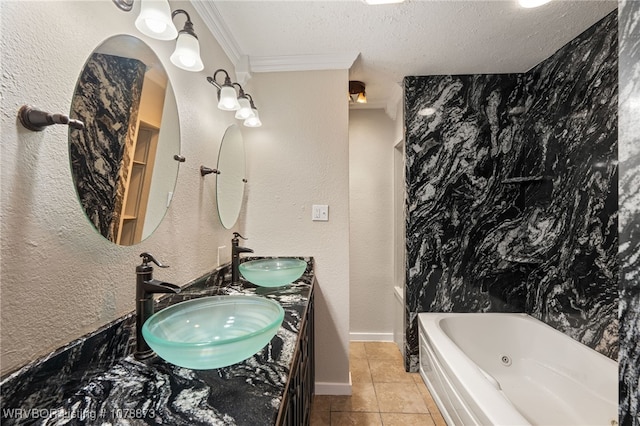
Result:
[312, 204, 329, 221]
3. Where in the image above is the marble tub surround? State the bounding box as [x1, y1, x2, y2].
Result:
[404, 11, 618, 371]
[1, 258, 315, 425]
[618, 1, 640, 424]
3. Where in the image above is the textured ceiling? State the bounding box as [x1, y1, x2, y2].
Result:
[193, 0, 617, 112]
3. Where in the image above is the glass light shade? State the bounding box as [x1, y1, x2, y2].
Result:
[518, 0, 551, 7]
[244, 109, 262, 127]
[235, 97, 255, 120]
[170, 33, 204, 72]
[135, 0, 178, 40]
[356, 92, 367, 103]
[218, 86, 241, 111]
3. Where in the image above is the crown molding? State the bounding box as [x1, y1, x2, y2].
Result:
[250, 53, 359, 73]
[190, 0, 242, 65]
[191, 1, 358, 82]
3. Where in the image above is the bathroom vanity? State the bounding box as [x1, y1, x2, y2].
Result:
[0, 258, 315, 426]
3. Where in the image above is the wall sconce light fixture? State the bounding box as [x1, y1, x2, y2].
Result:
[349, 80, 367, 104]
[206, 71, 262, 127]
[207, 69, 241, 111]
[133, 1, 203, 72]
[169, 10, 204, 72]
[135, 0, 178, 40]
[243, 95, 262, 128]
[234, 84, 254, 120]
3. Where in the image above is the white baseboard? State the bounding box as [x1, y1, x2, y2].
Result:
[315, 374, 353, 395]
[349, 332, 394, 342]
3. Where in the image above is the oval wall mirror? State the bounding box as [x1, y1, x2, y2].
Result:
[69, 35, 181, 245]
[216, 124, 246, 229]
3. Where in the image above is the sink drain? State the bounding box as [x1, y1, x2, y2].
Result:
[500, 355, 512, 366]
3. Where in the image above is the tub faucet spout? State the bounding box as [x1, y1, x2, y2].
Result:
[135, 253, 181, 360]
[231, 232, 253, 284]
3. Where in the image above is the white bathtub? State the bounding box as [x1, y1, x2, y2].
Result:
[418, 313, 618, 426]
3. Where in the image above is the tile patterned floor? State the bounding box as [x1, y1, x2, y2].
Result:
[310, 342, 447, 426]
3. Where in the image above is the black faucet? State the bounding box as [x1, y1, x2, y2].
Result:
[231, 232, 254, 284]
[135, 252, 181, 360]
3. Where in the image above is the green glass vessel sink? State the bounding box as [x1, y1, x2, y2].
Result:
[142, 295, 284, 369]
[239, 258, 307, 287]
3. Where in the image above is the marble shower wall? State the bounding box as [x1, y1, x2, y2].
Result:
[618, 0, 640, 424]
[69, 53, 145, 241]
[404, 12, 618, 372]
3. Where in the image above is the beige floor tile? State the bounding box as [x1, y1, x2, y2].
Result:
[350, 342, 367, 359]
[364, 342, 403, 362]
[331, 412, 383, 426]
[311, 408, 331, 426]
[380, 413, 436, 426]
[414, 379, 442, 416]
[374, 382, 429, 414]
[368, 359, 414, 383]
[351, 357, 373, 383]
[313, 395, 333, 412]
[310, 342, 444, 426]
[332, 382, 380, 412]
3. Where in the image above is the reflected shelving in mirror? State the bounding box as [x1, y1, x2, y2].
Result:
[68, 34, 181, 246]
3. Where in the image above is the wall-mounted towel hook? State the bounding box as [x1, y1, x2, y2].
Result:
[173, 154, 186, 162]
[200, 166, 220, 176]
[18, 105, 84, 132]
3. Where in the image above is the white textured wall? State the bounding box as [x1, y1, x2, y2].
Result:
[348, 109, 398, 340]
[0, 0, 242, 376]
[242, 71, 351, 394]
[0, 1, 352, 390]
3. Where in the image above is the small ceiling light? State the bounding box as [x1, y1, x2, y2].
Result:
[518, 0, 552, 8]
[234, 84, 256, 120]
[243, 95, 262, 127]
[169, 10, 204, 72]
[349, 81, 367, 104]
[207, 70, 241, 111]
[135, 0, 178, 40]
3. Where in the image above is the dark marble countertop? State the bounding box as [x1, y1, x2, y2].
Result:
[0, 258, 315, 426]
